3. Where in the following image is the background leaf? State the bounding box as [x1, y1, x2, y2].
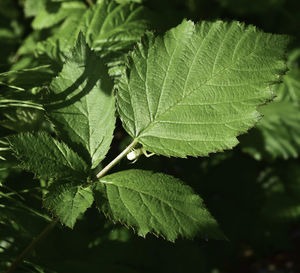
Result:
[32, 1, 86, 30]
[82, 0, 151, 78]
[94, 169, 224, 242]
[117, 20, 289, 157]
[241, 49, 300, 160]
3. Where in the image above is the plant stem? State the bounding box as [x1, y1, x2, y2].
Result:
[5, 219, 58, 273]
[96, 139, 138, 179]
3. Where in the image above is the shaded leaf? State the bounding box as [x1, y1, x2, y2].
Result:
[44, 182, 94, 228]
[48, 34, 115, 168]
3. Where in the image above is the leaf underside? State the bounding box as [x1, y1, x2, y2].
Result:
[117, 20, 289, 157]
[94, 169, 225, 242]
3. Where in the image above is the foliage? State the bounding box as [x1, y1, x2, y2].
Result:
[1, 0, 300, 272]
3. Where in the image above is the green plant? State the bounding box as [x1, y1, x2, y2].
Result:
[1, 0, 299, 272]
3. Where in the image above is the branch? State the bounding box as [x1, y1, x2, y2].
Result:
[5, 219, 58, 273]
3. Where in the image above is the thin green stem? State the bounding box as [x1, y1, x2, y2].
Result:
[96, 139, 138, 179]
[5, 219, 58, 273]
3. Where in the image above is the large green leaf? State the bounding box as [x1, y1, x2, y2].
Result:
[7, 131, 88, 180]
[44, 182, 94, 228]
[117, 20, 288, 157]
[47, 34, 115, 169]
[94, 169, 224, 242]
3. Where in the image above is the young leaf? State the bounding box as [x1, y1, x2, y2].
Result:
[94, 169, 224, 242]
[47, 34, 116, 169]
[117, 20, 289, 157]
[7, 131, 88, 180]
[44, 182, 94, 228]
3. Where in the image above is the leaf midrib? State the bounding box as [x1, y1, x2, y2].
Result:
[137, 33, 261, 138]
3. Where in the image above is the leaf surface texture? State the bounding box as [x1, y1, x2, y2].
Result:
[94, 169, 224, 241]
[44, 182, 94, 228]
[48, 34, 115, 168]
[7, 131, 88, 180]
[117, 20, 288, 157]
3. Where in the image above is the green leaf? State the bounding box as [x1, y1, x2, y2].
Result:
[47, 34, 115, 168]
[0, 65, 54, 90]
[7, 131, 88, 180]
[36, 8, 87, 61]
[32, 1, 86, 30]
[94, 169, 224, 242]
[24, 0, 46, 18]
[117, 20, 289, 157]
[83, 0, 149, 53]
[82, 0, 150, 77]
[44, 182, 94, 228]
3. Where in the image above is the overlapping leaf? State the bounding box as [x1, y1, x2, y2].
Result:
[117, 20, 288, 157]
[94, 169, 224, 241]
[7, 131, 88, 180]
[44, 182, 94, 228]
[47, 34, 115, 168]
